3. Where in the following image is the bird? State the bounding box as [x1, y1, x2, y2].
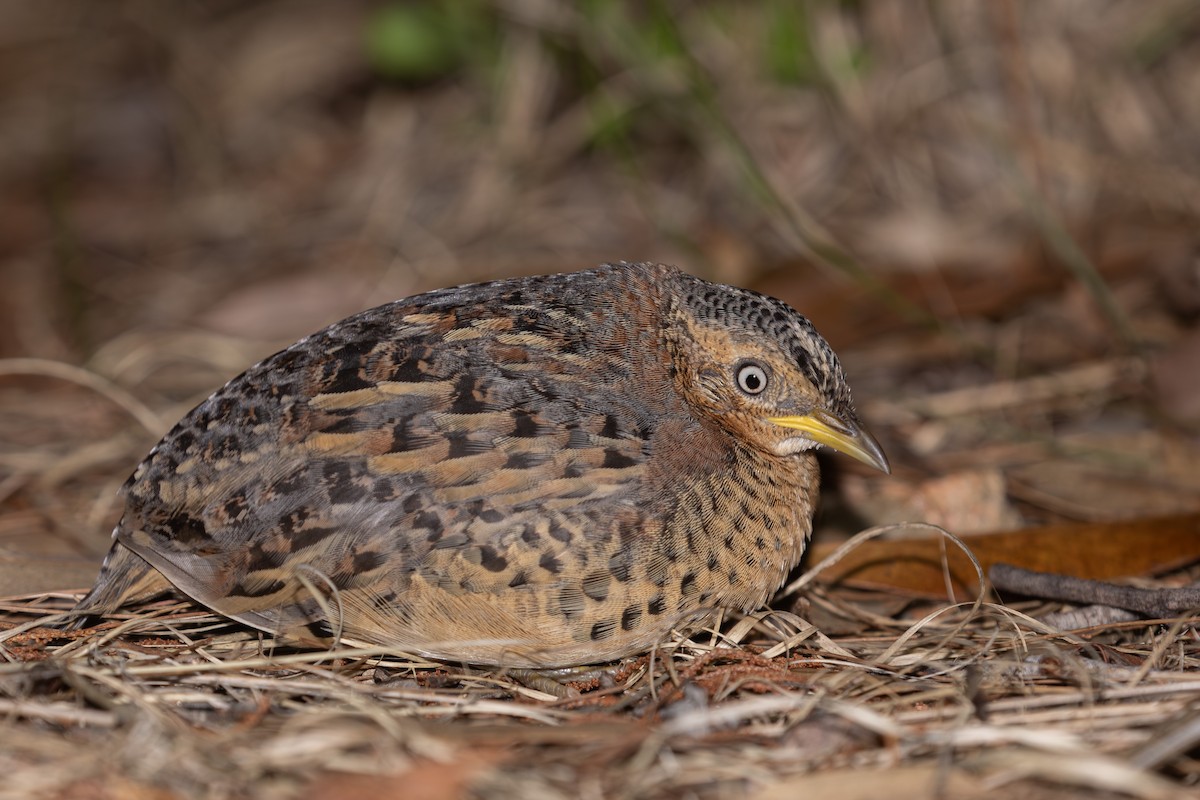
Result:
[73, 262, 889, 668]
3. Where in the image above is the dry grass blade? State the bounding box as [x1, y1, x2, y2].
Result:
[2, 569, 1196, 798]
[0, 358, 166, 436]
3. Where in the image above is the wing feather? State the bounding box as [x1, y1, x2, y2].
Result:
[109, 285, 669, 663]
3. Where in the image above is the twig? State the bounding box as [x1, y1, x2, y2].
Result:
[990, 563, 1200, 619]
[0, 698, 116, 728]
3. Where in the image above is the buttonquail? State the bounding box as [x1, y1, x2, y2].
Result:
[75, 262, 888, 667]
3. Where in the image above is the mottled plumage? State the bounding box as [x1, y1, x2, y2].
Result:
[75, 262, 887, 667]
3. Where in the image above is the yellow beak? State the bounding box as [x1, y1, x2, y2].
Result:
[768, 409, 890, 473]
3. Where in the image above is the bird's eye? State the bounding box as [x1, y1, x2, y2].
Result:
[735, 361, 769, 395]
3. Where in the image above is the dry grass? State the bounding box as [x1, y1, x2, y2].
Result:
[2, 574, 1198, 799]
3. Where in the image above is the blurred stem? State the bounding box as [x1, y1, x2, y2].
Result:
[573, 9, 710, 267]
[1131, 1, 1200, 67]
[646, 0, 946, 335]
[982, 2, 1137, 352]
[1006, 159, 1140, 351]
[46, 165, 88, 355]
[990, 0, 1044, 197]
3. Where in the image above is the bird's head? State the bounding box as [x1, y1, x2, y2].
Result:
[663, 269, 889, 474]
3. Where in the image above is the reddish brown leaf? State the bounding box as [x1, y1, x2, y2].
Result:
[807, 513, 1200, 597]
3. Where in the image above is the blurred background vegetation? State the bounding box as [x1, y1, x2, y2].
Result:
[4, 0, 1197, 355]
[4, 6, 1200, 794]
[2, 0, 1200, 571]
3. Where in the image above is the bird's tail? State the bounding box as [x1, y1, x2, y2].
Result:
[68, 537, 172, 628]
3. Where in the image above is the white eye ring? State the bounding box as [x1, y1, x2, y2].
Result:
[735, 362, 769, 395]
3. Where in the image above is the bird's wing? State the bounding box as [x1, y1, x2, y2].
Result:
[114, 285, 674, 656]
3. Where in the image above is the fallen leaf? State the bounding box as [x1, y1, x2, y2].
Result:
[807, 513, 1200, 597]
[758, 763, 983, 800]
[304, 753, 497, 800]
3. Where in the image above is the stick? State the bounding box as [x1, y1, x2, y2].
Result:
[989, 563, 1200, 619]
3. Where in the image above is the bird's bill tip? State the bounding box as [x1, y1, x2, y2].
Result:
[767, 409, 891, 474]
